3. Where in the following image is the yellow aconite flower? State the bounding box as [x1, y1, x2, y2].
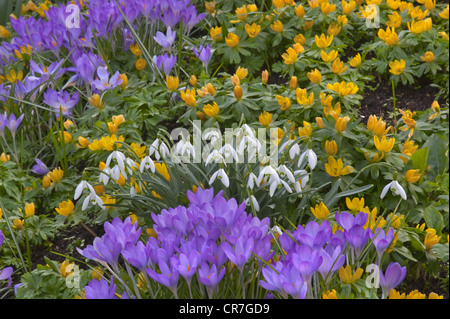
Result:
[308, 0, 319, 9]
[6, 69, 23, 83]
[135, 58, 147, 71]
[349, 53, 362, 67]
[203, 102, 219, 117]
[259, 111, 272, 126]
[363, 206, 386, 231]
[374, 136, 395, 153]
[364, 151, 385, 163]
[346, 197, 365, 212]
[335, 117, 349, 133]
[325, 156, 354, 177]
[210, 26, 222, 42]
[327, 22, 341, 36]
[303, 20, 315, 30]
[289, 76, 297, 90]
[14, 44, 32, 60]
[13, 219, 24, 230]
[326, 81, 358, 96]
[400, 138, 418, 163]
[245, 23, 261, 38]
[406, 290, 426, 299]
[337, 15, 348, 27]
[235, 5, 248, 21]
[428, 101, 441, 120]
[420, 51, 434, 63]
[60, 259, 75, 278]
[92, 267, 104, 281]
[320, 92, 333, 107]
[48, 167, 64, 183]
[378, 27, 398, 46]
[0, 152, 10, 162]
[295, 88, 314, 106]
[276, 95, 291, 111]
[273, 0, 285, 9]
[408, 6, 428, 20]
[424, 0, 437, 12]
[130, 143, 146, 159]
[428, 292, 444, 299]
[155, 162, 170, 181]
[322, 289, 338, 299]
[180, 88, 197, 107]
[367, 116, 392, 137]
[294, 33, 306, 45]
[424, 228, 440, 250]
[55, 200, 74, 217]
[166, 75, 179, 91]
[235, 67, 248, 80]
[270, 20, 284, 33]
[189, 75, 198, 86]
[407, 18, 432, 34]
[310, 202, 330, 220]
[24, 202, 35, 218]
[315, 34, 333, 48]
[282, 47, 298, 65]
[389, 289, 406, 299]
[342, 0, 356, 15]
[324, 102, 341, 121]
[295, 5, 305, 17]
[325, 140, 338, 156]
[331, 58, 347, 74]
[321, 50, 338, 63]
[298, 121, 312, 138]
[339, 265, 363, 284]
[205, 1, 215, 14]
[316, 117, 324, 128]
[439, 5, 449, 19]
[0, 25, 11, 38]
[386, 11, 402, 28]
[389, 59, 406, 75]
[112, 115, 125, 127]
[88, 94, 103, 109]
[42, 175, 52, 189]
[234, 85, 243, 100]
[321, 1, 336, 15]
[225, 33, 239, 47]
[118, 73, 128, 90]
[129, 43, 143, 56]
[388, 213, 404, 229]
[307, 69, 322, 84]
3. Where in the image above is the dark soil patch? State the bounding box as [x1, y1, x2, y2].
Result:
[358, 77, 447, 125]
[401, 263, 449, 299]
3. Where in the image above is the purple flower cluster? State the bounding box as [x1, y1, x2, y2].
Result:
[43, 88, 80, 117]
[79, 188, 272, 298]
[0, 231, 13, 288]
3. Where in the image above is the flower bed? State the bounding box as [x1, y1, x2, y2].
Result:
[0, 0, 448, 300]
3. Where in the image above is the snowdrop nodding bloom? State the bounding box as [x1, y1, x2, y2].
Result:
[205, 150, 226, 165]
[269, 176, 292, 197]
[105, 151, 127, 179]
[209, 168, 230, 188]
[99, 167, 111, 185]
[74, 181, 96, 200]
[277, 165, 296, 183]
[140, 156, 156, 174]
[175, 140, 196, 158]
[298, 149, 317, 170]
[247, 172, 259, 189]
[82, 192, 105, 211]
[246, 195, 260, 212]
[149, 139, 170, 160]
[289, 143, 300, 160]
[258, 165, 279, 185]
[220, 143, 238, 162]
[380, 180, 407, 201]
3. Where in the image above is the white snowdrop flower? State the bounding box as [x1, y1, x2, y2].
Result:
[294, 170, 309, 188]
[203, 130, 221, 144]
[140, 156, 156, 173]
[271, 225, 282, 235]
[74, 181, 96, 200]
[99, 167, 111, 185]
[105, 150, 126, 170]
[82, 192, 105, 211]
[269, 176, 292, 197]
[110, 165, 123, 181]
[258, 165, 279, 185]
[125, 157, 137, 175]
[205, 150, 225, 165]
[240, 124, 256, 139]
[220, 143, 238, 162]
[298, 149, 317, 170]
[380, 180, 407, 201]
[289, 143, 300, 160]
[209, 168, 230, 188]
[246, 195, 260, 212]
[149, 139, 170, 160]
[277, 165, 295, 183]
[247, 172, 259, 189]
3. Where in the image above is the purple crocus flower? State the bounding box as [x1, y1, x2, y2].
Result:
[280, 262, 308, 299]
[335, 211, 368, 232]
[379, 262, 407, 298]
[345, 226, 370, 258]
[198, 262, 226, 298]
[259, 261, 284, 294]
[371, 228, 395, 264]
[91, 66, 123, 91]
[221, 235, 254, 272]
[317, 245, 345, 284]
[43, 88, 79, 117]
[291, 245, 323, 285]
[293, 219, 331, 249]
[153, 53, 177, 75]
[5, 113, 24, 138]
[31, 158, 49, 175]
[84, 277, 117, 299]
[153, 26, 176, 49]
[172, 251, 200, 286]
[146, 260, 180, 297]
[0, 267, 13, 288]
[193, 44, 211, 70]
[29, 59, 65, 83]
[121, 241, 151, 271]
